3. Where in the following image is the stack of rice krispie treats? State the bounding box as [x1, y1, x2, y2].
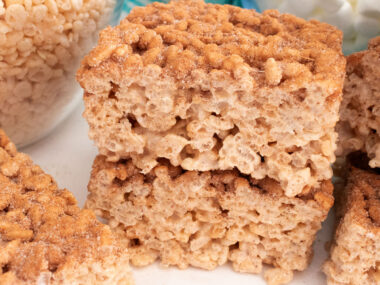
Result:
[77, 0, 346, 283]
[323, 37, 380, 285]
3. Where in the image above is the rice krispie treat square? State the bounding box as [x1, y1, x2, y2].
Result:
[77, 0, 346, 197]
[323, 166, 379, 285]
[0, 129, 134, 285]
[336, 37, 380, 168]
[86, 155, 334, 285]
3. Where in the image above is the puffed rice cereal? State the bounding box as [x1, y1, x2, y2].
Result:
[0, 0, 119, 146]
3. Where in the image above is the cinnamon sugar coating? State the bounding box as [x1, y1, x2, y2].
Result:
[336, 37, 380, 168]
[0, 129, 133, 285]
[77, 0, 346, 197]
[81, 0, 344, 79]
[86, 155, 334, 284]
[323, 167, 380, 285]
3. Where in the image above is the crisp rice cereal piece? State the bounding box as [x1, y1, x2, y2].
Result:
[336, 36, 380, 168]
[264, 268, 293, 285]
[323, 166, 380, 285]
[0, 129, 134, 285]
[86, 155, 334, 284]
[77, 0, 346, 197]
[0, 0, 116, 146]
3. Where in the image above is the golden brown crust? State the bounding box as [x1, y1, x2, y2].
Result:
[323, 166, 379, 285]
[0, 129, 131, 284]
[368, 36, 380, 51]
[78, 0, 344, 87]
[344, 167, 380, 228]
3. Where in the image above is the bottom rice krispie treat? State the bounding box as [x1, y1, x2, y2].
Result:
[0, 129, 134, 285]
[323, 166, 380, 285]
[86, 155, 334, 285]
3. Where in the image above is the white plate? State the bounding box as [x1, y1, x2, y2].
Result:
[23, 102, 335, 285]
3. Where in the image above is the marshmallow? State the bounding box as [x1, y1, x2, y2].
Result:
[343, 37, 357, 54]
[321, 2, 355, 35]
[254, 0, 380, 53]
[256, 0, 283, 11]
[355, 14, 380, 37]
[318, 0, 346, 13]
[278, 0, 317, 18]
[354, 33, 373, 51]
[357, 0, 380, 17]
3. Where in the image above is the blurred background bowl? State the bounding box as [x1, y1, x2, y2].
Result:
[0, 0, 123, 147]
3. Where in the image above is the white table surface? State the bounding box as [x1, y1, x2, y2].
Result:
[22, 102, 335, 285]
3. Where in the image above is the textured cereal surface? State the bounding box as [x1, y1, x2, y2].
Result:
[81, 0, 344, 78]
[86, 155, 334, 284]
[336, 37, 380, 168]
[0, 0, 116, 146]
[0, 129, 133, 285]
[77, 0, 346, 197]
[323, 167, 380, 285]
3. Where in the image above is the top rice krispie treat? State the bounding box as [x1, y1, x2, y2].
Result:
[0, 129, 133, 285]
[336, 37, 380, 168]
[77, 0, 346, 197]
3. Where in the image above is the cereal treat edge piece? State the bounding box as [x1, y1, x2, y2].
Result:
[0, 129, 133, 285]
[336, 36, 380, 168]
[323, 167, 380, 285]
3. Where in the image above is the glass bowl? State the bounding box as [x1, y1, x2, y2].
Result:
[0, 0, 123, 147]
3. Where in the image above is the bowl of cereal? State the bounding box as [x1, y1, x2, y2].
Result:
[0, 0, 123, 147]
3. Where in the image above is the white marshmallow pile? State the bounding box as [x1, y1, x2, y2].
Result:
[255, 0, 380, 54]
